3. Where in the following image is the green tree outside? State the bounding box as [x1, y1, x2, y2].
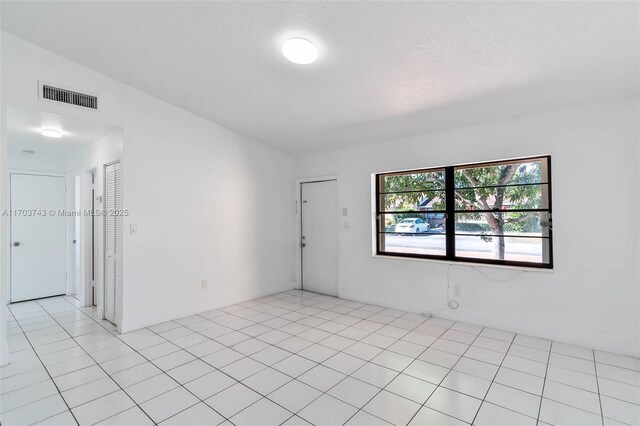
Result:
[382, 161, 544, 259]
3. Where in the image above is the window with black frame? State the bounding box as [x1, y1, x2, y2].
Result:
[376, 156, 552, 268]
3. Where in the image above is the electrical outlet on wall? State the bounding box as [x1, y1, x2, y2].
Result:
[201, 280, 207, 289]
[454, 285, 462, 297]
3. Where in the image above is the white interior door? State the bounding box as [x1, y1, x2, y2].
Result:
[104, 162, 122, 325]
[301, 180, 339, 296]
[10, 173, 67, 302]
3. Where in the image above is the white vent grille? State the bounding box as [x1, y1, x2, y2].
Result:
[41, 84, 98, 109]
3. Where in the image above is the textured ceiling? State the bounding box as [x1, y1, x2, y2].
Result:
[2, 1, 638, 155]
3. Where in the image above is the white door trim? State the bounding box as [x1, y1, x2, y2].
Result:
[7, 169, 66, 178]
[83, 168, 97, 309]
[294, 174, 340, 293]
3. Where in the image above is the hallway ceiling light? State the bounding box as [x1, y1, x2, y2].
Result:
[282, 38, 318, 65]
[41, 128, 62, 138]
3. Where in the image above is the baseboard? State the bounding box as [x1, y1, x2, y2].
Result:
[120, 282, 297, 333]
[339, 288, 640, 358]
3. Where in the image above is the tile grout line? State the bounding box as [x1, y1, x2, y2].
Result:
[264, 291, 429, 425]
[289, 309, 437, 424]
[535, 346, 629, 421]
[0, 353, 54, 395]
[270, 292, 418, 424]
[7, 291, 636, 426]
[342, 319, 463, 425]
[38, 297, 160, 424]
[155, 292, 366, 420]
[143, 317, 293, 425]
[105, 309, 603, 420]
[592, 349, 605, 426]
[4, 304, 81, 426]
[469, 332, 519, 425]
[10, 292, 513, 425]
[535, 340, 553, 426]
[34, 299, 158, 426]
[157, 290, 381, 424]
[197, 295, 579, 394]
[471, 346, 635, 408]
[188, 291, 430, 425]
[60, 293, 640, 420]
[55, 298, 230, 426]
[146, 290, 412, 425]
[403, 324, 492, 425]
[81, 291, 357, 423]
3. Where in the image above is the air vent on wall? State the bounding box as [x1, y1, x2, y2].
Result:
[40, 82, 98, 110]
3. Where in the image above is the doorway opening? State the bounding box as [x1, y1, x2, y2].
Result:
[69, 168, 98, 307]
[6, 106, 123, 327]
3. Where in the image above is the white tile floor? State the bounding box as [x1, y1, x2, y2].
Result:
[1, 290, 639, 426]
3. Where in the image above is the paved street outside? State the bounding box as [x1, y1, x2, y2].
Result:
[384, 232, 543, 262]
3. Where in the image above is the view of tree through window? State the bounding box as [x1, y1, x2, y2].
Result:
[376, 156, 552, 268]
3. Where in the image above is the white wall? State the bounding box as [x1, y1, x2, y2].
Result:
[66, 128, 122, 173]
[1, 33, 296, 340]
[0, 29, 7, 365]
[7, 151, 68, 173]
[295, 98, 640, 356]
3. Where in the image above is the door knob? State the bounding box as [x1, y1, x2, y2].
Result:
[12, 242, 20, 247]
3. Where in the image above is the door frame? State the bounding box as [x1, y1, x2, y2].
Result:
[84, 168, 97, 308]
[66, 166, 99, 309]
[294, 175, 340, 293]
[66, 173, 80, 299]
[8, 170, 67, 303]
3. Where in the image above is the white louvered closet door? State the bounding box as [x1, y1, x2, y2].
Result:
[104, 162, 122, 326]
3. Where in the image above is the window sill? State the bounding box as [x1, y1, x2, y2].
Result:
[372, 253, 554, 272]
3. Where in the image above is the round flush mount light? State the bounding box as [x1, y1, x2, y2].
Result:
[41, 128, 63, 138]
[282, 38, 318, 64]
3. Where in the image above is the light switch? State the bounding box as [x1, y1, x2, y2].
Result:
[130, 224, 137, 234]
[342, 208, 348, 216]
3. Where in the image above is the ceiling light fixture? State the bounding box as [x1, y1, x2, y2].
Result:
[41, 128, 63, 138]
[282, 38, 318, 65]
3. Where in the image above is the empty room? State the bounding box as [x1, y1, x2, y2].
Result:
[0, 1, 638, 426]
